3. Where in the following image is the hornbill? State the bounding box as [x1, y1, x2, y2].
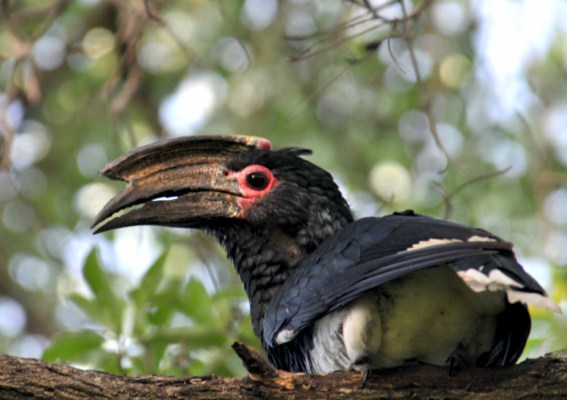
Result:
[92, 135, 561, 376]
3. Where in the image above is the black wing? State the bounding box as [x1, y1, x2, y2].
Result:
[263, 210, 547, 347]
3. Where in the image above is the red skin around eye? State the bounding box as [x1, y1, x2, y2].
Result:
[230, 165, 278, 216]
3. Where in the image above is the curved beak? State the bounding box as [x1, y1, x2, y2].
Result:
[92, 135, 271, 233]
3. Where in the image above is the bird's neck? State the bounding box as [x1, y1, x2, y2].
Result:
[213, 210, 353, 343]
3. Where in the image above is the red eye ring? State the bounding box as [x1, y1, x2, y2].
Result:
[237, 165, 277, 197]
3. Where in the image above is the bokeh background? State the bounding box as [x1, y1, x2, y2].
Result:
[0, 0, 566, 376]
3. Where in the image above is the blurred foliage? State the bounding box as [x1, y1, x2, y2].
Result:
[42, 249, 254, 375]
[0, 0, 566, 376]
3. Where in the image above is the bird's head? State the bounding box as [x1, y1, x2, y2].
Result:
[92, 135, 353, 245]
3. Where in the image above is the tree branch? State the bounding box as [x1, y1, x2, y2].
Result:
[1, 346, 566, 399]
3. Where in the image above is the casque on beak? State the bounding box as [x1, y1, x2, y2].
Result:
[92, 135, 271, 233]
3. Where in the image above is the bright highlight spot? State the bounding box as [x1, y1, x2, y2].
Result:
[439, 54, 472, 89]
[159, 74, 227, 135]
[83, 28, 115, 59]
[369, 161, 412, 202]
[431, 0, 469, 36]
[0, 298, 27, 338]
[75, 183, 117, 219]
[242, 0, 278, 30]
[33, 36, 66, 71]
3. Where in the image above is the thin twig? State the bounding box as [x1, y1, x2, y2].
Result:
[434, 167, 512, 219]
[0, 36, 20, 171]
[288, 0, 425, 62]
[287, 65, 352, 121]
[102, 0, 145, 117]
[137, 0, 194, 58]
[217, 1, 253, 69]
[231, 342, 276, 378]
[387, 34, 407, 74]
[516, 111, 549, 167]
[0, 0, 72, 169]
[399, 0, 452, 170]
[1, 0, 23, 42]
[0, 92, 17, 171]
[290, 22, 386, 62]
[143, 0, 165, 25]
[30, 0, 71, 40]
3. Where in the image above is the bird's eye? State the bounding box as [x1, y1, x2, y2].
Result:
[237, 164, 276, 196]
[246, 171, 269, 190]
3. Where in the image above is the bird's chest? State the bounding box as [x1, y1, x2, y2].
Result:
[308, 265, 506, 373]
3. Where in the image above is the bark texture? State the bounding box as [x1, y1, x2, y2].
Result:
[0, 343, 565, 399]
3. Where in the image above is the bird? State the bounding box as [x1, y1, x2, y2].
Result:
[92, 134, 561, 378]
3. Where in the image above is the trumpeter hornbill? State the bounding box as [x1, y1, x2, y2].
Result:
[92, 135, 561, 377]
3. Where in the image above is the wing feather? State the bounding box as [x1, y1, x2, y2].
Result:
[263, 211, 552, 347]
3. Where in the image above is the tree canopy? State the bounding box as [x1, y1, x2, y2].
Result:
[0, 0, 565, 377]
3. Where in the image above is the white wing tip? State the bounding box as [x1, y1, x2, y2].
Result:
[275, 329, 298, 345]
[457, 268, 523, 293]
[456, 268, 562, 313]
[507, 290, 563, 313]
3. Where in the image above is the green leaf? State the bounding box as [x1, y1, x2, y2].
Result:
[212, 286, 247, 302]
[130, 252, 168, 307]
[83, 248, 115, 301]
[140, 341, 169, 374]
[140, 278, 184, 327]
[146, 326, 226, 349]
[69, 293, 104, 323]
[42, 331, 104, 362]
[81, 248, 125, 332]
[179, 278, 215, 324]
[91, 351, 124, 375]
[70, 289, 124, 333]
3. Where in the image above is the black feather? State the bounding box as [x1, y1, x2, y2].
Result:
[263, 212, 543, 347]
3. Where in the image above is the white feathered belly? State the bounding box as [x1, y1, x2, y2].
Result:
[309, 265, 507, 373]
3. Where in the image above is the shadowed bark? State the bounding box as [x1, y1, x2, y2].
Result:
[0, 343, 566, 399]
